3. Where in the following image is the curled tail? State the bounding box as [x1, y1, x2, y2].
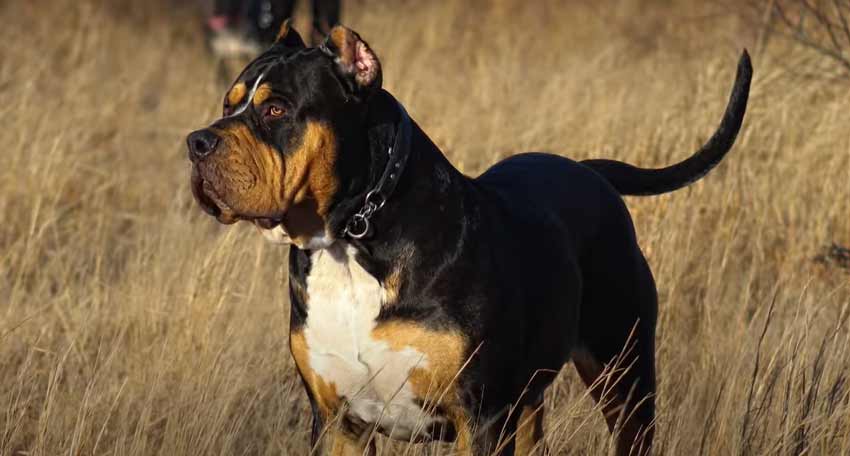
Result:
[582, 50, 752, 196]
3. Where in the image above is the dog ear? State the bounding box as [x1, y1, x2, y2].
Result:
[323, 25, 382, 96]
[275, 19, 305, 48]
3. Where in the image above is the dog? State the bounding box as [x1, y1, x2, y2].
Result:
[186, 21, 751, 456]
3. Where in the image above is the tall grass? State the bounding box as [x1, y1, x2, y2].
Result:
[1, 0, 848, 454]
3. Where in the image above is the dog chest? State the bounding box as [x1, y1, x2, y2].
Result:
[296, 244, 449, 440]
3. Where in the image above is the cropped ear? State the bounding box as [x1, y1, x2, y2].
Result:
[324, 25, 382, 95]
[275, 19, 305, 49]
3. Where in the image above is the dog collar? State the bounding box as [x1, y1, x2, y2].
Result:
[342, 102, 412, 240]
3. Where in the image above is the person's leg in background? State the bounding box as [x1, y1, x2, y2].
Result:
[207, 0, 342, 55]
[212, 0, 240, 18]
[247, 0, 296, 48]
[249, 0, 340, 48]
[311, 0, 340, 44]
[207, 0, 263, 58]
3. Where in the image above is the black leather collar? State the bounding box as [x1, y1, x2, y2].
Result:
[342, 102, 412, 240]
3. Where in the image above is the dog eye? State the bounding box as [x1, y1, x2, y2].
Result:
[267, 105, 285, 118]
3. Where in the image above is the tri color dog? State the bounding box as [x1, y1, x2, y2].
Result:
[186, 22, 751, 456]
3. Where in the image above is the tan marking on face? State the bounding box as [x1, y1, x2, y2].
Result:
[206, 123, 284, 217]
[252, 83, 273, 106]
[281, 121, 339, 217]
[370, 322, 467, 406]
[227, 82, 247, 106]
[203, 119, 338, 227]
[290, 331, 340, 418]
[515, 404, 545, 455]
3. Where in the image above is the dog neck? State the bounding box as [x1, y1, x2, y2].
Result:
[325, 90, 471, 266]
[333, 94, 413, 241]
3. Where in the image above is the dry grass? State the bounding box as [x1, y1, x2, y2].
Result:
[1, 0, 849, 454]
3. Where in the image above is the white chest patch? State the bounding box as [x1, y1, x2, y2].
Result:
[303, 244, 442, 440]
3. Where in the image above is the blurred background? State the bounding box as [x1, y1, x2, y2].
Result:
[1, 0, 849, 454]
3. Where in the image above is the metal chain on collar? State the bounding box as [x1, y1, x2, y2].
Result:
[343, 189, 386, 239]
[343, 102, 411, 240]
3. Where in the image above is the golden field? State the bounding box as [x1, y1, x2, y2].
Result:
[1, 0, 849, 454]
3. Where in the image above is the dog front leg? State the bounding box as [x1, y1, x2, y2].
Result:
[304, 397, 375, 456]
[322, 428, 375, 456]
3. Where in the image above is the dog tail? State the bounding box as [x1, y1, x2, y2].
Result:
[581, 50, 752, 196]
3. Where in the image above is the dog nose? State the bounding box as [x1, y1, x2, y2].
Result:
[187, 129, 221, 161]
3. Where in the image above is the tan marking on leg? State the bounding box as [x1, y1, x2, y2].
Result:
[252, 83, 273, 106]
[450, 409, 474, 456]
[370, 322, 467, 406]
[227, 82, 247, 106]
[293, 328, 374, 454]
[573, 348, 651, 456]
[515, 403, 545, 455]
[326, 428, 374, 456]
[573, 348, 625, 429]
[290, 331, 340, 418]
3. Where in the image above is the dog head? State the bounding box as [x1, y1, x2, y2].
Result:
[186, 22, 383, 248]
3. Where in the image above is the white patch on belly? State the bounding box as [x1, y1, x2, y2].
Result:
[303, 243, 441, 440]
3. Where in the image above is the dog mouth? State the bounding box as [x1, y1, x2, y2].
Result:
[190, 167, 240, 224]
[253, 217, 281, 229]
[190, 167, 283, 228]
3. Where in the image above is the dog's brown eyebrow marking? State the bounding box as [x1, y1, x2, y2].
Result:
[227, 82, 247, 106]
[252, 83, 273, 106]
[227, 73, 266, 117]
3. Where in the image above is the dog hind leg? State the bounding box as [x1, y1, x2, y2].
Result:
[514, 398, 546, 455]
[574, 251, 657, 456]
